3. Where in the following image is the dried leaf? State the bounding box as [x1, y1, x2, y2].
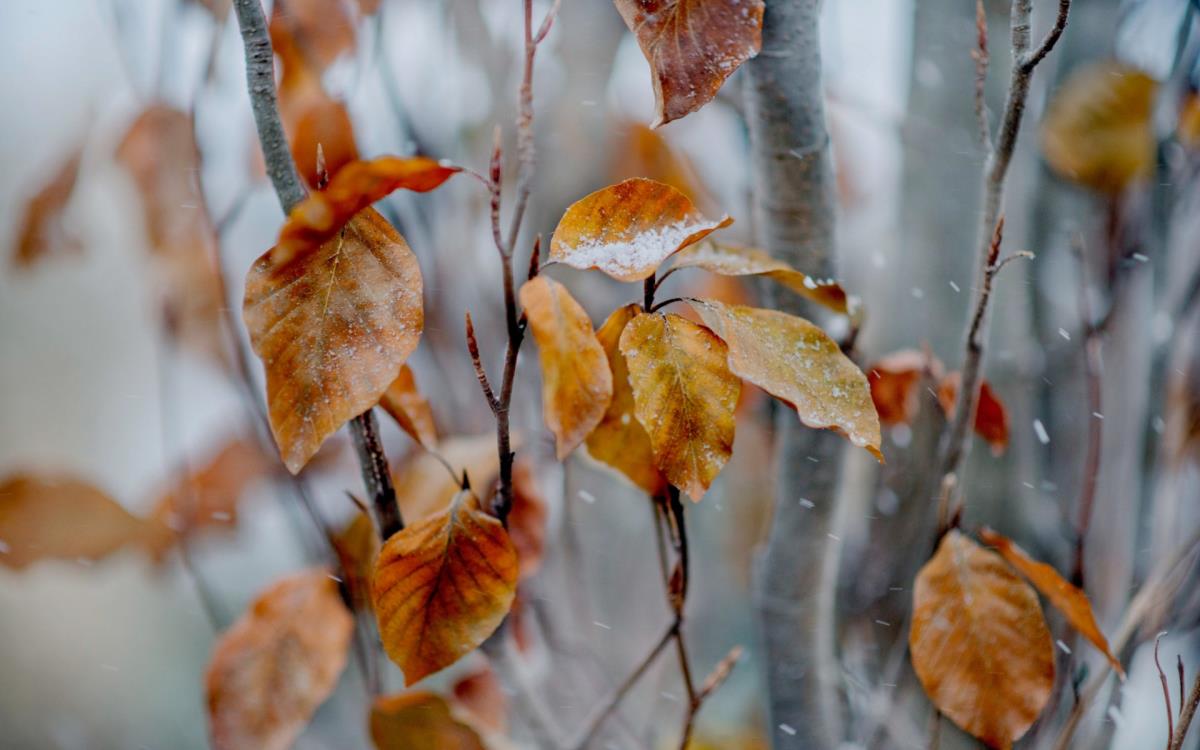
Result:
[332, 508, 379, 611]
[1041, 62, 1158, 193]
[243, 208, 423, 473]
[269, 0, 356, 76]
[12, 147, 83, 268]
[274, 157, 459, 268]
[979, 527, 1124, 678]
[938, 372, 1009, 456]
[550, 178, 731, 282]
[451, 666, 508, 733]
[867, 349, 933, 427]
[288, 96, 360, 188]
[509, 459, 548, 580]
[690, 300, 882, 460]
[910, 531, 1054, 749]
[672, 242, 858, 318]
[380, 365, 438, 448]
[585, 304, 668, 495]
[519, 277, 613, 458]
[613, 0, 764, 128]
[370, 691, 486, 750]
[619, 312, 740, 500]
[373, 491, 518, 685]
[0, 474, 149, 570]
[393, 435, 504, 523]
[205, 570, 354, 750]
[610, 122, 708, 206]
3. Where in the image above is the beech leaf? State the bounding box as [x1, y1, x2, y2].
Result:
[910, 531, 1054, 749]
[519, 276, 613, 458]
[619, 312, 740, 500]
[938, 372, 1010, 456]
[205, 569, 354, 750]
[393, 435, 505, 523]
[690, 300, 882, 460]
[979, 527, 1125, 678]
[380, 365, 439, 448]
[243, 208, 423, 473]
[867, 349, 940, 427]
[332, 507, 379, 611]
[550, 178, 731, 282]
[451, 666, 508, 734]
[508, 458, 548, 580]
[13, 147, 83, 268]
[369, 692, 486, 750]
[585, 304, 668, 496]
[613, 0, 765, 128]
[373, 490, 518, 685]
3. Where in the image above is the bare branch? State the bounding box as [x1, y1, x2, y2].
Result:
[464, 312, 498, 413]
[1021, 0, 1071, 73]
[1156, 633, 1176, 747]
[972, 0, 993, 153]
[1172, 667, 1200, 750]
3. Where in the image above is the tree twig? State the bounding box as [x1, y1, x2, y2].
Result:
[1172, 667, 1200, 750]
[1156, 633, 1176, 748]
[1071, 235, 1103, 587]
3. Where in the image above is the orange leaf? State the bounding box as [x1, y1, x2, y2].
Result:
[269, 0, 356, 76]
[373, 491, 518, 685]
[332, 507, 379, 611]
[274, 157, 459, 268]
[866, 349, 942, 427]
[0, 474, 150, 570]
[613, 0, 764, 128]
[205, 569, 354, 750]
[509, 458, 548, 580]
[610, 122, 709, 207]
[393, 435, 505, 523]
[690, 300, 882, 460]
[369, 691, 486, 750]
[550, 178, 731, 282]
[519, 277, 613, 458]
[938, 372, 1009, 456]
[585, 304, 668, 495]
[910, 531, 1054, 749]
[978, 527, 1125, 678]
[451, 666, 508, 734]
[619, 312, 740, 500]
[672, 242, 858, 318]
[12, 147, 83, 268]
[380, 365, 439, 448]
[243, 208, 423, 473]
[289, 96, 360, 188]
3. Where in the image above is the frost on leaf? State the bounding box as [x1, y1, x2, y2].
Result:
[369, 691, 487, 750]
[613, 0, 765, 128]
[550, 178, 731, 282]
[619, 312, 740, 501]
[243, 207, 423, 474]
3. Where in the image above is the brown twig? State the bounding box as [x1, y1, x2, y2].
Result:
[972, 0, 992, 153]
[1071, 235, 1103, 587]
[680, 645, 744, 749]
[1156, 633, 1176, 747]
[1172, 667, 1200, 750]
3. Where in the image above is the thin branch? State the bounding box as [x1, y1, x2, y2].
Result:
[1020, 0, 1071, 73]
[465, 313, 499, 412]
[644, 275, 656, 312]
[1172, 667, 1200, 750]
[1156, 633, 1176, 748]
[972, 0, 993, 153]
[1071, 236, 1103, 587]
[680, 646, 744, 749]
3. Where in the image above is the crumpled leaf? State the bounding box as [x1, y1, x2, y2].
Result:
[519, 277, 613, 458]
[672, 242, 859, 319]
[274, 157, 459, 268]
[369, 691, 486, 750]
[0, 474, 149, 570]
[938, 372, 1009, 456]
[690, 299, 882, 461]
[585, 304, 668, 496]
[205, 569, 354, 750]
[243, 208, 423, 473]
[910, 531, 1054, 749]
[619, 312, 740, 500]
[373, 490, 518, 685]
[867, 349, 939, 427]
[12, 147, 83, 268]
[613, 0, 765, 128]
[979, 527, 1124, 678]
[332, 507, 379, 611]
[380, 365, 438, 448]
[393, 434, 504, 523]
[1041, 62, 1158, 193]
[550, 178, 731, 282]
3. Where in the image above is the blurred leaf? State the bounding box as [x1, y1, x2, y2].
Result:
[613, 0, 764, 128]
[978, 527, 1124, 678]
[508, 458, 547, 580]
[690, 300, 882, 460]
[550, 178, 731, 282]
[609, 122, 708, 206]
[393, 434, 503, 522]
[867, 349, 938, 427]
[332, 507, 379, 611]
[910, 531, 1054, 749]
[585, 304, 668, 496]
[370, 691, 486, 750]
[269, 0, 356, 75]
[205, 569, 354, 750]
[243, 208, 423, 473]
[373, 490, 518, 685]
[451, 665, 508, 734]
[188, 0, 231, 19]
[288, 96, 360, 188]
[1041, 62, 1158, 193]
[619, 312, 739, 500]
[12, 147, 83, 268]
[380, 365, 439, 449]
[938, 372, 1009, 456]
[1179, 93, 1200, 149]
[519, 277, 613, 458]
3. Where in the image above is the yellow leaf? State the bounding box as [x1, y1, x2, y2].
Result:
[380, 365, 439, 448]
[369, 691, 486, 750]
[619, 312, 740, 500]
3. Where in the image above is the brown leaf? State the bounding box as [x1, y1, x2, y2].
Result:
[509, 459, 548, 580]
[332, 508, 379, 611]
[373, 491, 518, 685]
[613, 0, 764, 128]
[205, 569, 354, 750]
[369, 691, 486, 750]
[269, 0, 356, 76]
[0, 474, 150, 570]
[910, 531, 1054, 749]
[12, 147, 83, 268]
[380, 365, 439, 448]
[585, 304, 668, 495]
[938, 372, 1010, 456]
[619, 312, 740, 500]
[1041, 62, 1158, 193]
[550, 178, 731, 282]
[672, 242, 858, 318]
[244, 208, 423, 473]
[978, 527, 1124, 678]
[288, 96, 360, 189]
[867, 349, 932, 427]
[393, 434, 503, 523]
[451, 666, 508, 734]
[609, 122, 708, 206]
[519, 277, 613, 458]
[690, 300, 882, 460]
[274, 157, 459, 269]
